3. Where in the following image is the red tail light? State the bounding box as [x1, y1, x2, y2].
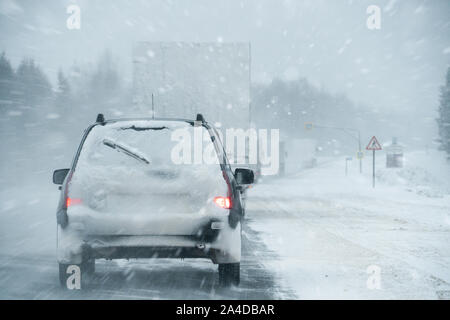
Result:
[66, 197, 82, 207]
[213, 196, 231, 209]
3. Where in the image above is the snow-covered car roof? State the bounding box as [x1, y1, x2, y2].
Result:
[98, 118, 196, 129]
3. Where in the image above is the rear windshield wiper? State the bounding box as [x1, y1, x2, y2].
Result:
[102, 138, 150, 165]
[120, 126, 168, 131]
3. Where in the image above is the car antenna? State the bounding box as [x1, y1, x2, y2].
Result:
[152, 93, 155, 120]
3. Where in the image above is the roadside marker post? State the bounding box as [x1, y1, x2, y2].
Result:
[366, 136, 382, 188]
[345, 157, 352, 176]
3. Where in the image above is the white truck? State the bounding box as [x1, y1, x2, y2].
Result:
[132, 41, 251, 131]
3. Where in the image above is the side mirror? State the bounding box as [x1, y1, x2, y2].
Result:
[53, 169, 70, 185]
[234, 168, 254, 185]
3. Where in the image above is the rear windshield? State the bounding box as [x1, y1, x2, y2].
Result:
[75, 120, 225, 181]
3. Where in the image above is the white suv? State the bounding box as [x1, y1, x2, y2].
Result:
[52, 114, 254, 288]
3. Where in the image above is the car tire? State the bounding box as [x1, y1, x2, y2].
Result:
[84, 259, 95, 275]
[59, 260, 94, 289]
[218, 263, 240, 287]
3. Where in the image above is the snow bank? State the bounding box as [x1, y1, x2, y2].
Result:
[376, 150, 450, 198]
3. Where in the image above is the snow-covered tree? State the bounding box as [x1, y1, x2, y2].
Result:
[0, 52, 15, 108]
[88, 50, 121, 107]
[15, 58, 52, 107]
[437, 67, 450, 159]
[55, 68, 71, 107]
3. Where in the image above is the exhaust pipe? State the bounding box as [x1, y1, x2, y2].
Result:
[196, 243, 206, 250]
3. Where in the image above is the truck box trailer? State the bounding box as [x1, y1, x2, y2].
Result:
[132, 41, 251, 131]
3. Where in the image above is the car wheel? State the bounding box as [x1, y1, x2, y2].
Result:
[218, 263, 240, 287]
[84, 259, 95, 275]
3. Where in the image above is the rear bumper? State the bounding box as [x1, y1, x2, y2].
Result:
[57, 225, 241, 265]
[85, 235, 224, 262]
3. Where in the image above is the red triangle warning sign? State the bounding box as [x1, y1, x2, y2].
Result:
[366, 136, 382, 150]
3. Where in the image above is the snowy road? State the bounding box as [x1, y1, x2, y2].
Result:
[1, 151, 449, 299]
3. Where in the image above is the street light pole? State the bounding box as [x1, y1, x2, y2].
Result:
[357, 131, 362, 174]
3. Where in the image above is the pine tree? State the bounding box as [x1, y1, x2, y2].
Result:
[16, 58, 52, 107]
[0, 52, 15, 107]
[89, 50, 120, 106]
[437, 67, 450, 159]
[55, 68, 71, 107]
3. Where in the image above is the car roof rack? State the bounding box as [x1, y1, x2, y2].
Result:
[96, 113, 105, 125]
[196, 113, 205, 123]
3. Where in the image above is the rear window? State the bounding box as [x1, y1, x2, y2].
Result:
[78, 121, 222, 167]
[73, 120, 226, 186]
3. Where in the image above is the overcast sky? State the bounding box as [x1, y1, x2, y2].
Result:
[1, 0, 449, 121]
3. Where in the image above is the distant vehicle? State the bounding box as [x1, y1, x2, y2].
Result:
[53, 114, 254, 288]
[281, 139, 318, 175]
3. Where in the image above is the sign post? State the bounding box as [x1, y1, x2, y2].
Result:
[345, 157, 352, 176]
[372, 149, 375, 187]
[366, 136, 382, 188]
